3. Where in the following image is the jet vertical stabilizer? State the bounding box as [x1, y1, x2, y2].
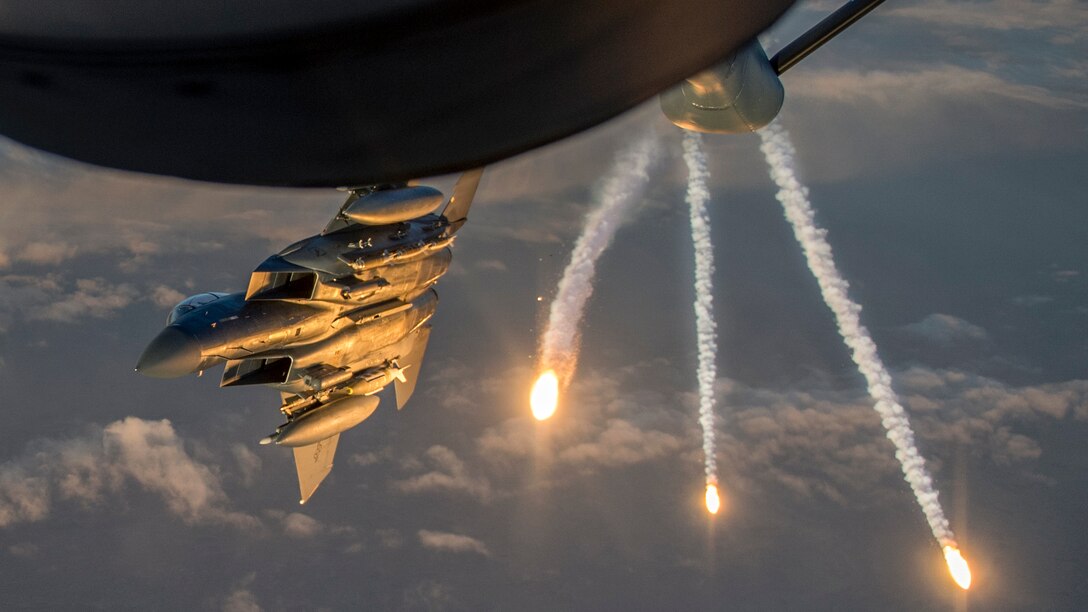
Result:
[294, 433, 340, 504]
[441, 169, 483, 227]
[394, 325, 432, 410]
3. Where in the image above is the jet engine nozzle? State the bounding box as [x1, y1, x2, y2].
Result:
[136, 326, 203, 378]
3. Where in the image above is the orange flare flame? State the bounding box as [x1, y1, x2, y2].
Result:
[943, 546, 972, 590]
[530, 370, 559, 421]
[705, 484, 720, 515]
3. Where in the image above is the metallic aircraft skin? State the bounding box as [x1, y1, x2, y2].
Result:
[660, 0, 889, 134]
[659, 40, 785, 134]
[136, 172, 481, 502]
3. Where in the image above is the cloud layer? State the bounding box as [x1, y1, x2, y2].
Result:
[417, 530, 491, 556]
[0, 417, 256, 528]
[419, 358, 1087, 510]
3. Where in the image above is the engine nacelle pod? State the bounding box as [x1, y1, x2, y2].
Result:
[660, 40, 784, 133]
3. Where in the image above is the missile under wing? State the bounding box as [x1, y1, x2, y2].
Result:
[137, 170, 481, 503]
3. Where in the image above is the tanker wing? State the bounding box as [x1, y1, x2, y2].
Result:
[293, 434, 340, 505]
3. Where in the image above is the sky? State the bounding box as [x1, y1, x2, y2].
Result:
[0, 1, 1086, 610]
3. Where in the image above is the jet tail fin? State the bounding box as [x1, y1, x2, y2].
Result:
[394, 324, 431, 410]
[293, 433, 340, 504]
[441, 168, 483, 226]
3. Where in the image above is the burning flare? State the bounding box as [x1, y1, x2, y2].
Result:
[683, 131, 722, 493]
[537, 131, 661, 386]
[704, 483, 721, 515]
[943, 546, 972, 590]
[530, 370, 559, 421]
[759, 120, 963, 564]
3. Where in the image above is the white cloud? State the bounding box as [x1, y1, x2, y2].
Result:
[394, 445, 492, 502]
[281, 512, 322, 538]
[902, 313, 989, 346]
[375, 528, 403, 550]
[401, 580, 455, 610]
[469, 363, 690, 483]
[31, 278, 138, 323]
[789, 65, 1086, 110]
[0, 274, 138, 327]
[888, 0, 1087, 36]
[417, 530, 491, 556]
[437, 360, 1086, 510]
[714, 370, 1088, 503]
[1012, 295, 1054, 307]
[0, 274, 57, 331]
[151, 285, 188, 309]
[475, 259, 508, 272]
[556, 418, 683, 471]
[221, 573, 262, 612]
[104, 418, 254, 525]
[0, 467, 50, 526]
[770, 61, 1086, 183]
[0, 275, 194, 333]
[0, 417, 257, 528]
[717, 385, 898, 503]
[260, 509, 357, 543]
[230, 444, 262, 488]
[0, 142, 338, 279]
[349, 447, 394, 467]
[19, 242, 78, 265]
[7, 542, 39, 558]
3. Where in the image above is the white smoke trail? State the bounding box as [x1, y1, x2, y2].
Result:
[682, 132, 719, 486]
[538, 131, 662, 384]
[758, 120, 957, 547]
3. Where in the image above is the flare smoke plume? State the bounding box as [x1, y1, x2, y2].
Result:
[682, 132, 720, 488]
[758, 120, 957, 548]
[539, 131, 661, 384]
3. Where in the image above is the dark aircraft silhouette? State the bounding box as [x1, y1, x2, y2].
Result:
[0, 0, 798, 186]
[136, 171, 481, 502]
[0, 0, 888, 186]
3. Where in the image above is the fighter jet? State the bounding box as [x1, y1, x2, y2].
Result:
[136, 170, 482, 503]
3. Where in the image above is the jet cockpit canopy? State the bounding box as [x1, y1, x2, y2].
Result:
[168, 292, 231, 324]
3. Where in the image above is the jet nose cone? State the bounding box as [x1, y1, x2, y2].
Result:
[136, 327, 202, 378]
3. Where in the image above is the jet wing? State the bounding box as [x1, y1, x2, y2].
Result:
[293, 434, 340, 505]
